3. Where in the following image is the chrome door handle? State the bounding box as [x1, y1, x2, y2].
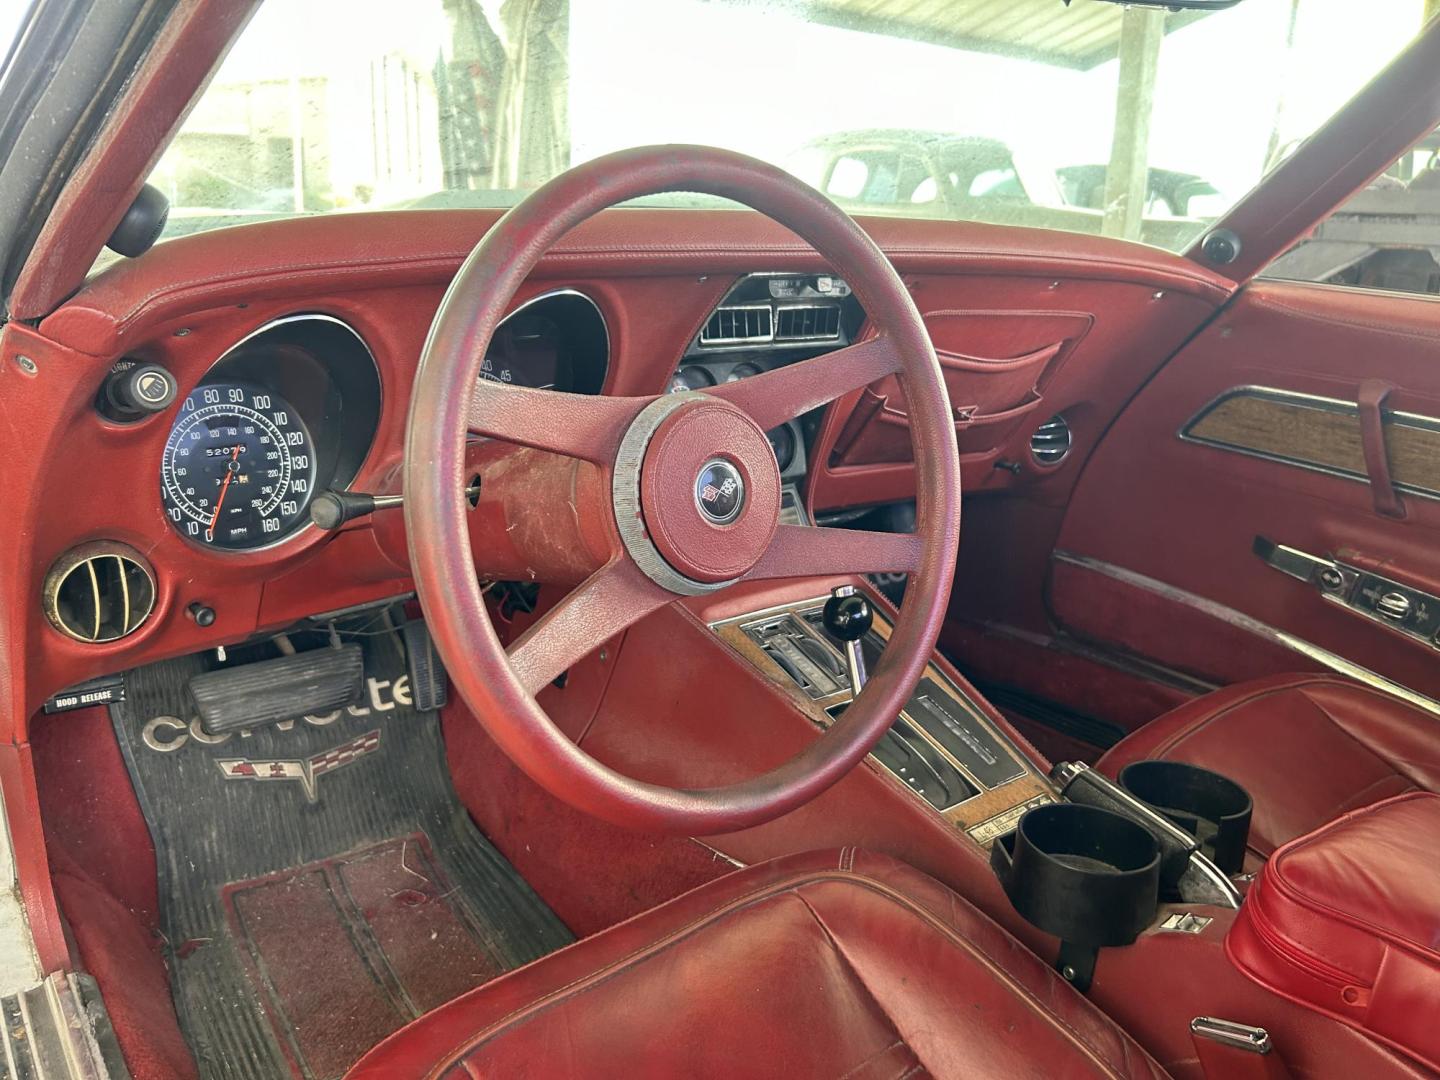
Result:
[1255, 536, 1440, 649]
[1252, 537, 1355, 595]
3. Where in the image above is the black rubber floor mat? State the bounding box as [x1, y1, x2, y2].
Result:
[111, 626, 572, 1080]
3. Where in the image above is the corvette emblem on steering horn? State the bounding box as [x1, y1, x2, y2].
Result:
[695, 458, 745, 524]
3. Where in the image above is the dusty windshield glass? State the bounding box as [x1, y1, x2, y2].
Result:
[145, 0, 1427, 252]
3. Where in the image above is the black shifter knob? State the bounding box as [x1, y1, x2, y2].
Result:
[822, 588, 873, 642]
[824, 585, 872, 697]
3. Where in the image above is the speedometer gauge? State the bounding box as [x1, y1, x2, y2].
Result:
[160, 382, 316, 549]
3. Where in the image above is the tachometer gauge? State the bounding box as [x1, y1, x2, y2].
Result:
[160, 382, 316, 549]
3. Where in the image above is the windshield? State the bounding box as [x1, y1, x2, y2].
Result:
[144, 0, 1428, 252]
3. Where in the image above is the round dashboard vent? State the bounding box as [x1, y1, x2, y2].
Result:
[1030, 414, 1072, 465]
[43, 543, 156, 644]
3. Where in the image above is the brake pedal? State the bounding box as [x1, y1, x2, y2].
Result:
[190, 643, 364, 736]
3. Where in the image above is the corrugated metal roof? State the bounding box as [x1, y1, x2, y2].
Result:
[804, 0, 1205, 70]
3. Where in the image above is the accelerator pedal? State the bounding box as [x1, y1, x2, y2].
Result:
[401, 619, 448, 712]
[190, 642, 364, 736]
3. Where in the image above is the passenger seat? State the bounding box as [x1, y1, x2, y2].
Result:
[1097, 674, 1440, 861]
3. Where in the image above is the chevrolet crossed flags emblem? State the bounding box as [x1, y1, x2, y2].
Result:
[215, 730, 381, 803]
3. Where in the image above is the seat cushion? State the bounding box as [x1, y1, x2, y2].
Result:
[347, 848, 1167, 1079]
[1098, 674, 1440, 860]
[1228, 792, 1440, 1072]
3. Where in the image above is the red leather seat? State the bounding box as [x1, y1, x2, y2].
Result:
[347, 848, 1167, 1079]
[1227, 792, 1440, 1072]
[1098, 674, 1440, 861]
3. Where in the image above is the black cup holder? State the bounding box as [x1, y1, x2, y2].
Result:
[1118, 761, 1253, 875]
[991, 803, 1160, 990]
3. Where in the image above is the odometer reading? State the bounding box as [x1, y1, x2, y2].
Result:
[161, 382, 316, 549]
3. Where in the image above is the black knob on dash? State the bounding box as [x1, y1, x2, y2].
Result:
[105, 363, 177, 416]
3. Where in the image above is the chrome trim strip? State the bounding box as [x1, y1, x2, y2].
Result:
[115, 554, 130, 635]
[214, 311, 374, 365]
[1178, 384, 1440, 501]
[1054, 551, 1440, 720]
[85, 558, 101, 640]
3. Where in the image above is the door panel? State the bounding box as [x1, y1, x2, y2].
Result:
[1053, 280, 1440, 701]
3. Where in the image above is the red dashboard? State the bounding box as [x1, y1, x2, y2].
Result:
[0, 206, 1233, 736]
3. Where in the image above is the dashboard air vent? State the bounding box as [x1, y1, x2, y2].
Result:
[774, 304, 842, 342]
[43, 543, 156, 643]
[700, 304, 773, 346]
[1030, 415, 1072, 465]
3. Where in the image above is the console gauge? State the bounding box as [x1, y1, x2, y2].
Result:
[668, 366, 716, 393]
[726, 362, 764, 382]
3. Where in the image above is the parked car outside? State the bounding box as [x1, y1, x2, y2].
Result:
[789, 128, 1222, 247]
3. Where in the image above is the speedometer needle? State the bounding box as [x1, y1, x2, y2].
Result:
[209, 444, 242, 530]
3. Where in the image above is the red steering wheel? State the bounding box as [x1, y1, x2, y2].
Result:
[404, 145, 961, 834]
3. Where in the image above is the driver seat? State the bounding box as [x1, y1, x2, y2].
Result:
[347, 849, 1166, 1078]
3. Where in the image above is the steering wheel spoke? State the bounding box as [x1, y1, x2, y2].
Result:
[701, 332, 902, 432]
[746, 523, 922, 582]
[468, 382, 654, 465]
[506, 557, 674, 695]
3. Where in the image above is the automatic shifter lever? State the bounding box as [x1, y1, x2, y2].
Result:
[822, 585, 873, 697]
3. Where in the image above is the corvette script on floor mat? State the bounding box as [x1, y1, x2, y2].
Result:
[111, 626, 572, 1080]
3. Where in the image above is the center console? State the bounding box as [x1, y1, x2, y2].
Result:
[709, 587, 1056, 845]
[711, 583, 1248, 979]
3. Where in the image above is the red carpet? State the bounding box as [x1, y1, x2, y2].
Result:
[223, 835, 502, 1080]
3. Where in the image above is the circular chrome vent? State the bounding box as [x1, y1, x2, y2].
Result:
[43, 543, 156, 643]
[1031, 414, 1072, 465]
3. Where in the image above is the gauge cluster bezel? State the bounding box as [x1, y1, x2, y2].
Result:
[159, 313, 382, 553]
[482, 288, 609, 393]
